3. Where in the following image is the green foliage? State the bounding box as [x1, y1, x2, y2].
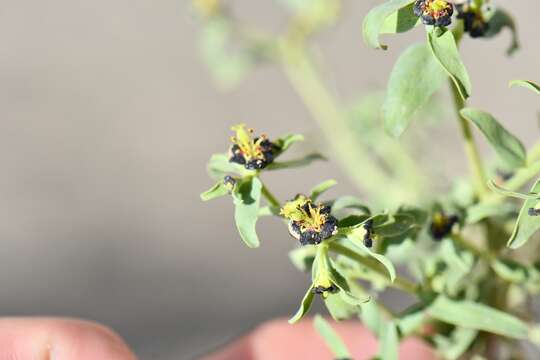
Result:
[196, 2, 540, 359]
[460, 108, 526, 169]
[313, 315, 352, 359]
[362, 0, 415, 50]
[383, 43, 447, 136]
[427, 29, 472, 100]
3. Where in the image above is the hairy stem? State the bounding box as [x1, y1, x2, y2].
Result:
[329, 242, 418, 295]
[449, 81, 488, 199]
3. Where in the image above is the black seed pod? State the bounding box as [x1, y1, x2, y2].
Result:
[429, 212, 459, 240]
[228, 125, 278, 170]
[362, 219, 374, 248]
[456, 1, 489, 38]
[312, 284, 339, 295]
[414, 0, 454, 27]
[528, 208, 540, 217]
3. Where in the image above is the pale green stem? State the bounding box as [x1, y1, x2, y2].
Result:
[449, 80, 489, 199]
[261, 183, 281, 208]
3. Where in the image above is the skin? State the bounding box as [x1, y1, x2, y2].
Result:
[0, 317, 436, 359]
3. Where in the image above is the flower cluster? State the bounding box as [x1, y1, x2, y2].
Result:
[429, 211, 459, 240]
[229, 124, 278, 170]
[281, 195, 338, 246]
[414, 0, 454, 27]
[456, 1, 489, 38]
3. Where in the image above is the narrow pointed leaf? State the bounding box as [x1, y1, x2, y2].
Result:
[485, 8, 519, 56]
[346, 235, 396, 282]
[428, 29, 472, 100]
[379, 322, 399, 360]
[310, 179, 338, 201]
[289, 285, 315, 324]
[362, 0, 415, 50]
[461, 108, 526, 169]
[324, 293, 357, 321]
[233, 177, 262, 248]
[380, 2, 421, 34]
[508, 178, 540, 249]
[200, 181, 229, 201]
[509, 80, 540, 95]
[314, 315, 352, 359]
[265, 153, 325, 170]
[488, 180, 539, 200]
[275, 134, 304, 153]
[428, 296, 528, 339]
[383, 43, 447, 136]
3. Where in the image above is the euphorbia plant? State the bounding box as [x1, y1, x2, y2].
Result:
[196, 0, 540, 358]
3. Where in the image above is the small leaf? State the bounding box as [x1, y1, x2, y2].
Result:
[331, 196, 371, 215]
[397, 306, 427, 337]
[310, 179, 338, 201]
[508, 178, 540, 249]
[275, 134, 304, 153]
[434, 327, 477, 360]
[461, 108, 526, 169]
[289, 246, 317, 272]
[265, 153, 325, 170]
[200, 181, 229, 201]
[233, 177, 262, 248]
[379, 322, 399, 360]
[383, 43, 447, 136]
[509, 80, 540, 95]
[361, 300, 384, 337]
[346, 235, 397, 282]
[380, 2, 421, 35]
[329, 259, 369, 305]
[289, 285, 315, 324]
[373, 213, 418, 238]
[466, 201, 516, 224]
[428, 296, 529, 339]
[491, 259, 529, 284]
[314, 315, 352, 359]
[485, 8, 519, 56]
[428, 29, 472, 100]
[487, 180, 539, 200]
[362, 0, 415, 50]
[207, 153, 249, 179]
[324, 292, 357, 321]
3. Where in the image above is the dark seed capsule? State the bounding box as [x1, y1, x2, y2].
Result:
[312, 284, 339, 295]
[528, 208, 540, 217]
[363, 236, 373, 248]
[430, 213, 459, 241]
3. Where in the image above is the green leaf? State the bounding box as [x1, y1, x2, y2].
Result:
[428, 29, 472, 100]
[379, 322, 399, 360]
[466, 201, 516, 224]
[397, 307, 427, 337]
[508, 179, 540, 249]
[383, 43, 447, 136]
[274, 134, 304, 153]
[289, 246, 317, 272]
[314, 315, 352, 359]
[329, 259, 369, 305]
[289, 285, 315, 324]
[310, 179, 338, 201]
[200, 181, 229, 201]
[324, 292, 357, 321]
[346, 235, 396, 282]
[460, 108, 526, 169]
[361, 300, 384, 337]
[509, 80, 540, 95]
[485, 8, 519, 56]
[380, 2, 421, 35]
[487, 180, 539, 200]
[373, 213, 418, 238]
[207, 153, 249, 180]
[434, 327, 477, 360]
[331, 196, 371, 215]
[362, 0, 415, 50]
[491, 259, 529, 284]
[233, 177, 262, 248]
[428, 296, 529, 339]
[265, 153, 325, 170]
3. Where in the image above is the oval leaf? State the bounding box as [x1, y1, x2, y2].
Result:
[428, 296, 529, 339]
[200, 181, 229, 201]
[314, 315, 353, 359]
[428, 29, 472, 100]
[380, 2, 421, 35]
[383, 43, 447, 136]
[460, 108, 526, 169]
[233, 177, 262, 248]
[509, 80, 540, 95]
[289, 285, 315, 324]
[362, 0, 415, 50]
[508, 178, 540, 249]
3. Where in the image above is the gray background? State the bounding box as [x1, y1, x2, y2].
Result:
[0, 1, 539, 359]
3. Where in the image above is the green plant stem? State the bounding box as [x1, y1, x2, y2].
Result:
[261, 183, 281, 208]
[277, 40, 422, 205]
[449, 81, 489, 199]
[329, 242, 418, 295]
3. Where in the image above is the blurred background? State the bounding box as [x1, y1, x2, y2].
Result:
[0, 0, 539, 358]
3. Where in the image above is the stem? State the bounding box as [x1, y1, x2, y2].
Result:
[261, 183, 281, 208]
[451, 233, 493, 261]
[449, 81, 489, 199]
[329, 242, 418, 295]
